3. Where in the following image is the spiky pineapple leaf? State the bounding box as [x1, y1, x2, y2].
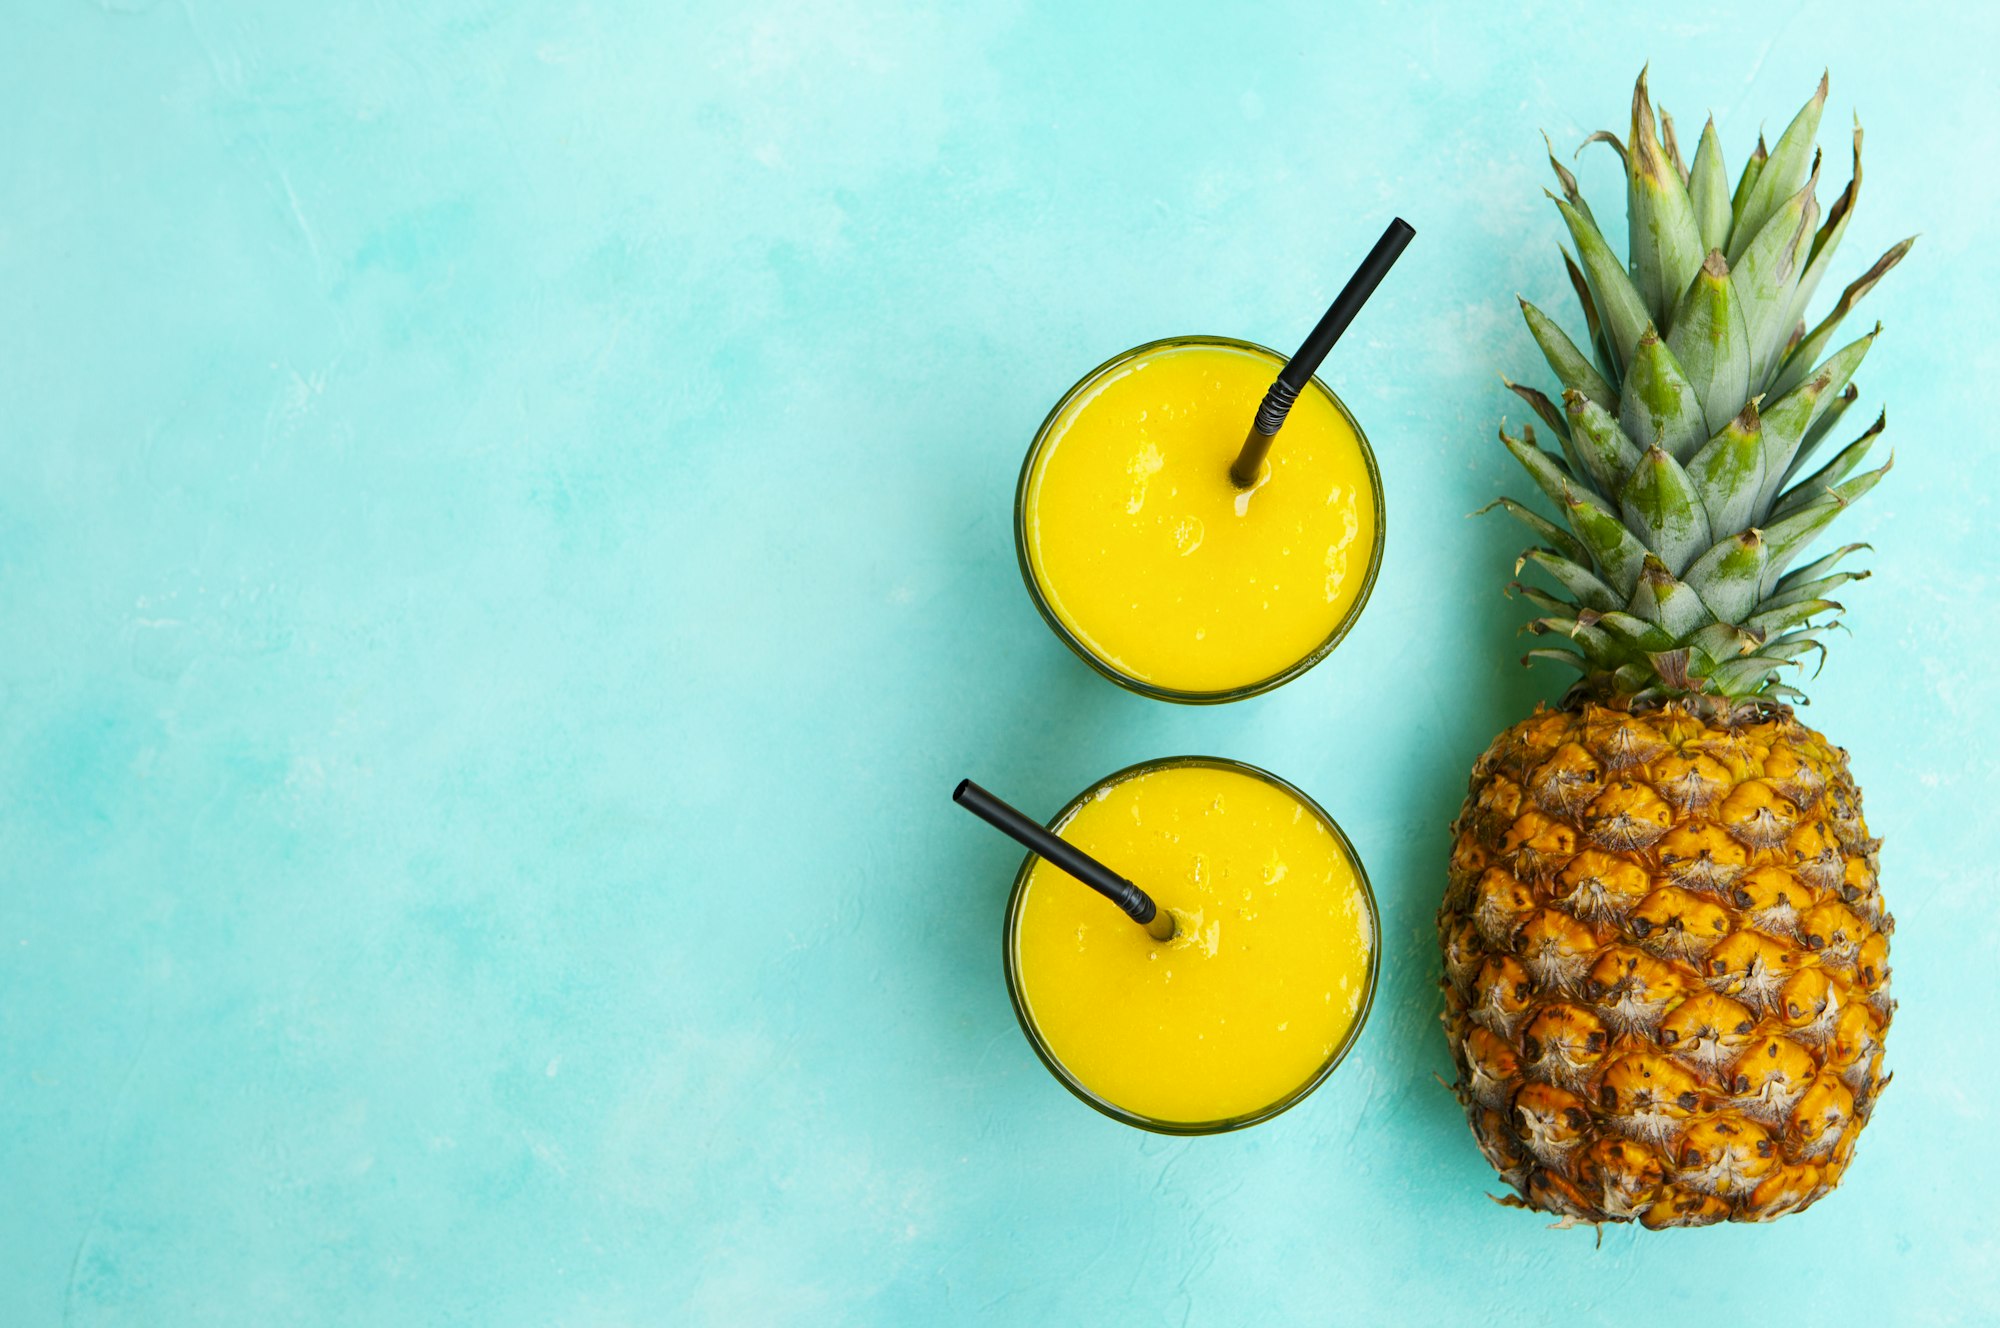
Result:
[1562, 490, 1649, 596]
[1760, 328, 1876, 508]
[1523, 646, 1591, 674]
[1563, 388, 1641, 497]
[1619, 328, 1707, 461]
[1729, 72, 1828, 261]
[1579, 129, 1627, 167]
[1528, 615, 1622, 665]
[1685, 404, 1766, 534]
[1506, 378, 1570, 443]
[1683, 530, 1769, 623]
[1771, 411, 1887, 522]
[1745, 597, 1843, 640]
[1521, 298, 1616, 412]
[1760, 460, 1891, 593]
[1479, 497, 1590, 565]
[1554, 195, 1650, 374]
[1729, 133, 1770, 244]
[1665, 250, 1752, 431]
[1733, 156, 1823, 385]
[1595, 610, 1674, 652]
[1626, 557, 1713, 637]
[1499, 424, 1576, 511]
[1772, 541, 1871, 596]
[1659, 107, 1690, 182]
[1521, 548, 1621, 611]
[1512, 581, 1573, 615]
[1709, 652, 1794, 693]
[1542, 130, 1596, 227]
[1770, 238, 1912, 397]
[1627, 71, 1706, 326]
[1619, 445, 1713, 574]
[1799, 383, 1860, 459]
[1688, 118, 1732, 253]
[1686, 620, 1760, 670]
[1779, 120, 1864, 349]
[1562, 248, 1620, 388]
[1759, 566, 1869, 613]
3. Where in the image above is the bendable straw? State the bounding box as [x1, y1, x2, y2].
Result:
[1230, 217, 1416, 487]
[954, 779, 1176, 941]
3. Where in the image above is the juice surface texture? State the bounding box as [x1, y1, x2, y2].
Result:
[1021, 341, 1377, 695]
[1010, 762, 1374, 1126]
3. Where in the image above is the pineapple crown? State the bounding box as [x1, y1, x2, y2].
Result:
[1496, 68, 1913, 705]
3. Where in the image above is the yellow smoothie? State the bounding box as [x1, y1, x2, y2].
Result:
[1019, 340, 1380, 697]
[1008, 760, 1376, 1127]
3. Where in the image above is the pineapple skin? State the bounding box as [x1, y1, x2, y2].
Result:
[1439, 699, 1891, 1227]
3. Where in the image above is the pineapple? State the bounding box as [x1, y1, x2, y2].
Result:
[1439, 69, 1910, 1227]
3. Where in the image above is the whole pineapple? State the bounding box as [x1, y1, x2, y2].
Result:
[1440, 69, 1910, 1227]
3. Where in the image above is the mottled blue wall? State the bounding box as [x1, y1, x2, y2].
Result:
[2, 1, 1993, 1322]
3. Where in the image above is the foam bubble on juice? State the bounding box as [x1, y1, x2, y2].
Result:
[1125, 442, 1165, 514]
[1173, 515, 1205, 555]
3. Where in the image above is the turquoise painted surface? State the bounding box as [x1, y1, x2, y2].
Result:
[2, 1, 1994, 1322]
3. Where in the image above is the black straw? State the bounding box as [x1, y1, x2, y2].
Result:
[1230, 217, 1416, 487]
[954, 779, 1176, 941]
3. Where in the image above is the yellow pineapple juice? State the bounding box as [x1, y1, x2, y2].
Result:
[1006, 759, 1377, 1130]
[1017, 339, 1382, 700]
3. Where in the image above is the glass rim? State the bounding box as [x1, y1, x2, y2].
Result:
[1013, 334, 1388, 704]
[1000, 755, 1382, 1136]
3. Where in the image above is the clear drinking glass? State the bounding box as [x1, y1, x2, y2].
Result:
[1001, 755, 1382, 1134]
[1014, 335, 1386, 703]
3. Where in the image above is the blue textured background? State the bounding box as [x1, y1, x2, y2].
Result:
[4, 2, 1994, 1322]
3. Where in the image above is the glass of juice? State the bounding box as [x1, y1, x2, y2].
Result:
[1015, 336, 1385, 703]
[1003, 756, 1379, 1134]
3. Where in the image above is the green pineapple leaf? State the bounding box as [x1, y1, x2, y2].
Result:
[1728, 72, 1828, 261]
[1686, 404, 1767, 534]
[1626, 70, 1705, 326]
[1554, 194, 1650, 374]
[1709, 652, 1797, 693]
[1686, 620, 1761, 670]
[1505, 378, 1569, 442]
[1595, 610, 1675, 652]
[1521, 548, 1622, 611]
[1760, 327, 1876, 508]
[1798, 383, 1860, 459]
[1729, 133, 1770, 241]
[1563, 388, 1642, 497]
[1479, 497, 1590, 565]
[1619, 445, 1713, 574]
[1499, 423, 1576, 510]
[1771, 541, 1871, 595]
[1688, 118, 1732, 253]
[1619, 330, 1708, 462]
[1523, 646, 1591, 674]
[1733, 155, 1823, 385]
[1665, 250, 1752, 432]
[1745, 598, 1844, 641]
[1683, 530, 1769, 623]
[1521, 298, 1615, 412]
[1778, 121, 1863, 351]
[1770, 238, 1912, 398]
[1542, 130, 1598, 230]
[1758, 566, 1869, 613]
[1759, 460, 1891, 593]
[1562, 490, 1649, 596]
[1770, 411, 1887, 521]
[1562, 249, 1621, 388]
[1626, 557, 1713, 637]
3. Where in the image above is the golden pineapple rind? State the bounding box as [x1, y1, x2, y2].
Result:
[1440, 700, 1892, 1226]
